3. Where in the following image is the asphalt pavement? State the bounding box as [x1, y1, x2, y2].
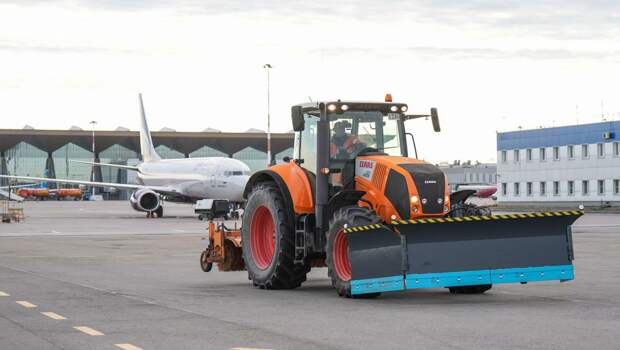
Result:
[0, 201, 619, 350]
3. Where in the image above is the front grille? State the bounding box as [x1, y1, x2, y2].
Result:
[399, 163, 445, 214]
[372, 163, 387, 189]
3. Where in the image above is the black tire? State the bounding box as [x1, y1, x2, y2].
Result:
[200, 251, 213, 272]
[242, 183, 309, 289]
[326, 206, 382, 298]
[155, 206, 163, 218]
[448, 284, 492, 294]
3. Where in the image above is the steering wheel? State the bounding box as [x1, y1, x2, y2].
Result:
[354, 146, 380, 157]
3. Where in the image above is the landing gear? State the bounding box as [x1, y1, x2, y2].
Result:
[146, 206, 164, 218]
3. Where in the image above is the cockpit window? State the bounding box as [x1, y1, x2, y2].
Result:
[224, 170, 251, 176]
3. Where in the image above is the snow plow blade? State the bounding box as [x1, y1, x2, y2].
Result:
[345, 211, 583, 295]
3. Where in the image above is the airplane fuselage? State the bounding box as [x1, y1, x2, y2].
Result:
[136, 157, 250, 202]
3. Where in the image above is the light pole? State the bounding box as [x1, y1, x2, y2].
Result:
[263, 63, 273, 166]
[89, 120, 97, 197]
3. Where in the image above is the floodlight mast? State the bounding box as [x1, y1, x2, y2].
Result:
[263, 64, 273, 166]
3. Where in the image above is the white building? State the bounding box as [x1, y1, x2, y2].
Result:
[439, 161, 497, 192]
[497, 121, 620, 206]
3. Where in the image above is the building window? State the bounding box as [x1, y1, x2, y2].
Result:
[598, 143, 605, 158]
[582, 180, 589, 195]
[568, 145, 574, 159]
[502, 183, 507, 196]
[514, 182, 520, 196]
[553, 181, 560, 196]
[526, 182, 533, 196]
[568, 181, 574, 196]
[539, 148, 546, 161]
[501, 150, 507, 163]
[514, 150, 520, 162]
[540, 182, 546, 196]
[526, 148, 533, 161]
[553, 146, 560, 161]
[614, 179, 619, 195]
[598, 180, 605, 195]
[614, 142, 619, 157]
[582, 144, 589, 158]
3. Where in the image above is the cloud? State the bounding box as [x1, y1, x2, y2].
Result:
[310, 46, 620, 62]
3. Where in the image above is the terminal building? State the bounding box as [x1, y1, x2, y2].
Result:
[438, 161, 497, 192]
[497, 121, 620, 206]
[0, 127, 294, 199]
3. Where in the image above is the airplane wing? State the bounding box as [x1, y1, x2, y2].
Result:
[0, 175, 179, 196]
[69, 160, 139, 171]
[0, 183, 37, 190]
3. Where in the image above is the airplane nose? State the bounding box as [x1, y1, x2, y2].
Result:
[232, 176, 249, 201]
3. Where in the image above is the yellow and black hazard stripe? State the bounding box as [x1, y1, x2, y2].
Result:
[343, 223, 383, 234]
[344, 211, 584, 233]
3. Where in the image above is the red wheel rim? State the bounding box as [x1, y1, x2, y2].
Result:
[333, 229, 352, 281]
[250, 205, 275, 270]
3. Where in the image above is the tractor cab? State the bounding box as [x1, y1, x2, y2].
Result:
[292, 101, 409, 178]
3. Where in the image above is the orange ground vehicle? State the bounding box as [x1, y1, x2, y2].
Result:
[16, 188, 50, 199]
[55, 188, 82, 200]
[201, 98, 581, 298]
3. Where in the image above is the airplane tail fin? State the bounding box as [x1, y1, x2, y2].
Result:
[138, 93, 161, 162]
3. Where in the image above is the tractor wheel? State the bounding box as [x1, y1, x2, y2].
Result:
[448, 284, 492, 294]
[326, 206, 382, 298]
[242, 183, 309, 289]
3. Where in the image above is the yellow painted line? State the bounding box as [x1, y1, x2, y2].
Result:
[0, 291, 9, 297]
[115, 344, 144, 350]
[41, 312, 66, 320]
[16, 301, 37, 308]
[73, 326, 104, 336]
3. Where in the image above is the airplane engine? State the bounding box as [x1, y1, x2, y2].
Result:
[130, 189, 160, 212]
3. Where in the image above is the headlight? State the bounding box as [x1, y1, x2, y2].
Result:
[341, 104, 349, 111]
[410, 195, 418, 203]
[327, 104, 337, 112]
[390, 105, 399, 112]
[401, 106, 408, 112]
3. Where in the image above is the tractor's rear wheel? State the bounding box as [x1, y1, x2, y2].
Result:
[327, 206, 382, 298]
[242, 183, 309, 289]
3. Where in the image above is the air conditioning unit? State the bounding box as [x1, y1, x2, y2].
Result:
[602, 132, 613, 140]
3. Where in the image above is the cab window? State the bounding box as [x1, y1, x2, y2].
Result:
[294, 114, 319, 174]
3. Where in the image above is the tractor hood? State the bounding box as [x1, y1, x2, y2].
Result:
[354, 156, 449, 221]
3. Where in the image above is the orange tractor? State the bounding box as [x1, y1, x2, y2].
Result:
[201, 97, 581, 297]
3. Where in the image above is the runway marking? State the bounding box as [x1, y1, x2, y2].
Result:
[16, 300, 37, 308]
[73, 326, 104, 336]
[0, 291, 9, 296]
[115, 344, 144, 350]
[41, 311, 67, 320]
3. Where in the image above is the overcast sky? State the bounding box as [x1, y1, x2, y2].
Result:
[1, 0, 619, 162]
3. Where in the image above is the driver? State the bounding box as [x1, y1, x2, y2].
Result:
[330, 121, 364, 159]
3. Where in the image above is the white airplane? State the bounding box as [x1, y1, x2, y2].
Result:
[0, 94, 251, 217]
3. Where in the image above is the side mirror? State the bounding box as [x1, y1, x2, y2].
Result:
[291, 106, 304, 131]
[430, 108, 441, 132]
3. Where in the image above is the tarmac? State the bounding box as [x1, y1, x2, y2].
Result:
[0, 201, 619, 350]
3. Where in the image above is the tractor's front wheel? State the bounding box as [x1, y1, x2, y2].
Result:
[448, 285, 492, 294]
[327, 206, 382, 298]
[242, 183, 309, 289]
